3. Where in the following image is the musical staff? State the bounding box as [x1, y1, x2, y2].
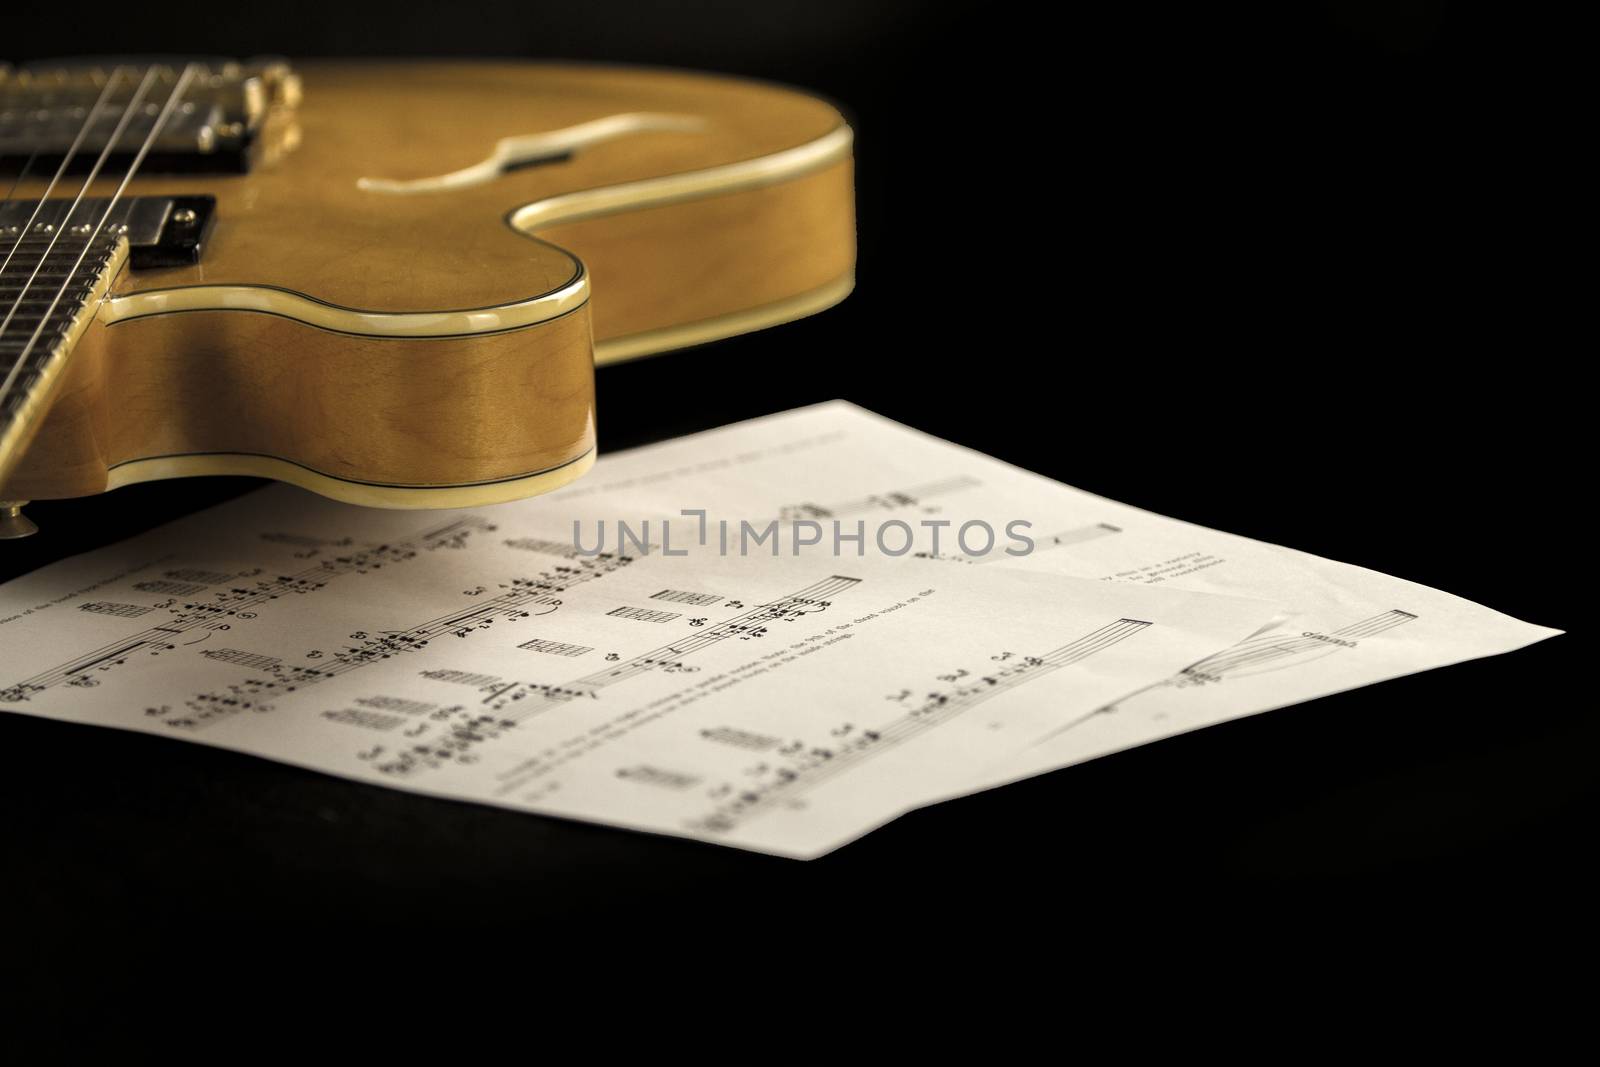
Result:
[779, 475, 980, 520]
[1, 516, 495, 703]
[149, 550, 638, 731]
[691, 617, 1153, 833]
[370, 576, 863, 783]
[505, 575, 861, 720]
[0, 400, 1554, 859]
[1023, 609, 1425, 751]
[1180, 609, 1418, 683]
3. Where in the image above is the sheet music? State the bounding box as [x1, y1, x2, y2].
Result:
[544, 401, 1560, 798]
[0, 400, 1558, 855]
[0, 490, 1277, 858]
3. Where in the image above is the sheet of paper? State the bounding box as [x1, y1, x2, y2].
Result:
[0, 491, 1277, 858]
[544, 401, 1560, 796]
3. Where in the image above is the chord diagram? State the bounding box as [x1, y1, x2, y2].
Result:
[607, 606, 682, 624]
[616, 765, 701, 791]
[700, 726, 783, 752]
[503, 537, 585, 557]
[322, 707, 410, 731]
[162, 568, 235, 584]
[259, 533, 353, 549]
[650, 589, 724, 606]
[355, 696, 437, 716]
[421, 669, 503, 687]
[200, 648, 282, 672]
[133, 579, 208, 596]
[78, 601, 152, 619]
[517, 637, 594, 658]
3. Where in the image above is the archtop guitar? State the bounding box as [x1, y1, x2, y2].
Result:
[0, 59, 856, 536]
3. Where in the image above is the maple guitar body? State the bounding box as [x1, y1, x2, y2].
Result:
[0, 61, 855, 510]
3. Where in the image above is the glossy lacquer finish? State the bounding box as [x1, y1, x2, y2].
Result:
[1, 62, 856, 506]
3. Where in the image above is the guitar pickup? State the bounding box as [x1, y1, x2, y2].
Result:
[1, 60, 300, 175]
[0, 195, 217, 268]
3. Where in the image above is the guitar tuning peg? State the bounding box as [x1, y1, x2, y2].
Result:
[0, 501, 38, 539]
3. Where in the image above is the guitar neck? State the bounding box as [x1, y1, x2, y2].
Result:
[0, 226, 129, 485]
[0, 193, 218, 488]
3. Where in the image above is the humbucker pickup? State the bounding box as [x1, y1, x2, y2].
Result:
[0, 60, 299, 174]
[0, 195, 216, 269]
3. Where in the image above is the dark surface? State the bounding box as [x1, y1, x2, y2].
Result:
[3, 1, 1586, 973]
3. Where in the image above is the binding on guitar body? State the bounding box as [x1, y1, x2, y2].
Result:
[0, 59, 856, 536]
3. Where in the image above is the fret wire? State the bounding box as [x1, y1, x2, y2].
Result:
[0, 65, 197, 424]
[0, 66, 150, 344]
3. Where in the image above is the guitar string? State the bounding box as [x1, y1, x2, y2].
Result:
[0, 65, 155, 343]
[1, 150, 43, 209]
[0, 67, 128, 279]
[0, 72, 78, 222]
[0, 64, 197, 418]
[0, 67, 102, 192]
[0, 150, 42, 283]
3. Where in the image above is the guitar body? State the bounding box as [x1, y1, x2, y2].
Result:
[0, 61, 855, 510]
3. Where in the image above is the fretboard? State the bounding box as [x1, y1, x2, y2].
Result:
[0, 228, 128, 485]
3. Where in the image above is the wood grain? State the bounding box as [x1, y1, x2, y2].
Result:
[1, 61, 856, 505]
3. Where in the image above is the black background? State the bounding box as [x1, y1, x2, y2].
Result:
[2, 0, 1587, 997]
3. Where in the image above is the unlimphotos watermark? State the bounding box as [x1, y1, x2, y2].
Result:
[572, 510, 1035, 558]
